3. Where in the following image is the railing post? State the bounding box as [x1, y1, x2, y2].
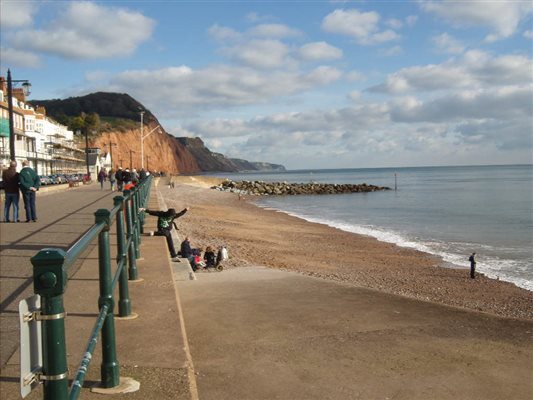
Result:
[123, 190, 139, 281]
[31, 249, 69, 400]
[114, 196, 132, 317]
[94, 209, 120, 388]
[131, 187, 141, 259]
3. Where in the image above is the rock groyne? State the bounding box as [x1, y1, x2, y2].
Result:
[212, 180, 391, 196]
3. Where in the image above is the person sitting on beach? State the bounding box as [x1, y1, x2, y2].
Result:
[190, 248, 205, 271]
[204, 246, 216, 268]
[180, 237, 193, 259]
[140, 207, 189, 260]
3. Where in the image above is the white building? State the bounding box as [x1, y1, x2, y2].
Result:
[1, 76, 86, 174]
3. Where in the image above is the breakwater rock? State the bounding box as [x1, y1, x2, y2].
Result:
[212, 180, 391, 196]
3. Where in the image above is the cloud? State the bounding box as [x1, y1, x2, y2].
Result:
[420, 0, 533, 41]
[222, 39, 290, 68]
[368, 51, 533, 93]
[249, 23, 302, 38]
[0, 1, 37, 28]
[431, 33, 465, 54]
[208, 24, 242, 42]
[107, 64, 342, 116]
[298, 41, 343, 61]
[380, 45, 403, 57]
[389, 85, 532, 123]
[11, 2, 155, 60]
[0, 47, 42, 68]
[524, 30, 533, 39]
[322, 8, 400, 45]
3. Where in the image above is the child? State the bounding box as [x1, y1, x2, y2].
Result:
[204, 246, 216, 268]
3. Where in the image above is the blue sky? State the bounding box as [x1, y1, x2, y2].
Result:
[1, 1, 532, 169]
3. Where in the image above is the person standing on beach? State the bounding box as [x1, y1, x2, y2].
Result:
[2, 160, 20, 222]
[19, 160, 40, 222]
[469, 252, 477, 279]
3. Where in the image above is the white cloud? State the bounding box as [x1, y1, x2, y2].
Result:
[11, 2, 155, 60]
[431, 33, 465, 54]
[0, 1, 36, 28]
[208, 24, 242, 42]
[420, 0, 533, 41]
[406, 15, 418, 27]
[369, 51, 533, 93]
[249, 23, 302, 38]
[223, 39, 290, 68]
[0, 47, 41, 68]
[322, 8, 400, 45]
[524, 30, 533, 39]
[298, 41, 343, 61]
[380, 45, 403, 57]
[107, 64, 342, 116]
[386, 18, 403, 29]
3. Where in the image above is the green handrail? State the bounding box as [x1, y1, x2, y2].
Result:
[31, 175, 153, 400]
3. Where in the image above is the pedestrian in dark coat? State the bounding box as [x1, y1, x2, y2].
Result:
[122, 168, 132, 185]
[18, 160, 40, 222]
[2, 161, 20, 222]
[469, 252, 477, 279]
[97, 168, 107, 190]
[115, 167, 124, 191]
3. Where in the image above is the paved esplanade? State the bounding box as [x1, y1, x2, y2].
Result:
[0, 185, 117, 367]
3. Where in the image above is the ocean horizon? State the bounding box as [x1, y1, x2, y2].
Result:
[213, 164, 533, 291]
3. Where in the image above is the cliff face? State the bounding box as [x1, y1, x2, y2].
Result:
[91, 126, 201, 174]
[175, 137, 238, 172]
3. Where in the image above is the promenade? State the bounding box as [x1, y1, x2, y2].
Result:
[0, 180, 532, 400]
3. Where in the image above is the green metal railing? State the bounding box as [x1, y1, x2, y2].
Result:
[30, 176, 153, 399]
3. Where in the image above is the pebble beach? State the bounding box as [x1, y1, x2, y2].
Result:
[163, 176, 533, 321]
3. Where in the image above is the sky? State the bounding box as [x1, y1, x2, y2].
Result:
[1, 0, 532, 170]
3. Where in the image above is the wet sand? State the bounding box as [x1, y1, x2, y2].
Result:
[162, 176, 533, 320]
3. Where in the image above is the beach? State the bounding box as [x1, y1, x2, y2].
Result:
[163, 176, 533, 321]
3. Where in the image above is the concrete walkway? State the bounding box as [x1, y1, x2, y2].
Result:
[1, 181, 194, 399]
[178, 267, 533, 400]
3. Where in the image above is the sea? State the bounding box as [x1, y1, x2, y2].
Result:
[214, 164, 533, 291]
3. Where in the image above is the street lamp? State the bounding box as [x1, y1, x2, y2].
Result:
[141, 125, 160, 170]
[7, 69, 31, 161]
[106, 140, 117, 169]
[129, 150, 135, 170]
[139, 109, 161, 170]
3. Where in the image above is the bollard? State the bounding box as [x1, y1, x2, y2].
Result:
[94, 209, 120, 388]
[31, 249, 69, 400]
[114, 196, 132, 317]
[123, 190, 139, 281]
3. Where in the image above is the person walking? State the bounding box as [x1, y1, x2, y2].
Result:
[469, 252, 477, 279]
[108, 168, 116, 191]
[19, 160, 40, 222]
[131, 168, 139, 185]
[115, 167, 124, 191]
[97, 168, 107, 190]
[2, 160, 20, 222]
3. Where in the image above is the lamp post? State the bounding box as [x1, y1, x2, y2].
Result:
[145, 155, 150, 171]
[6, 69, 31, 161]
[139, 111, 144, 168]
[141, 125, 160, 170]
[107, 141, 117, 169]
[139, 109, 161, 170]
[129, 150, 135, 170]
